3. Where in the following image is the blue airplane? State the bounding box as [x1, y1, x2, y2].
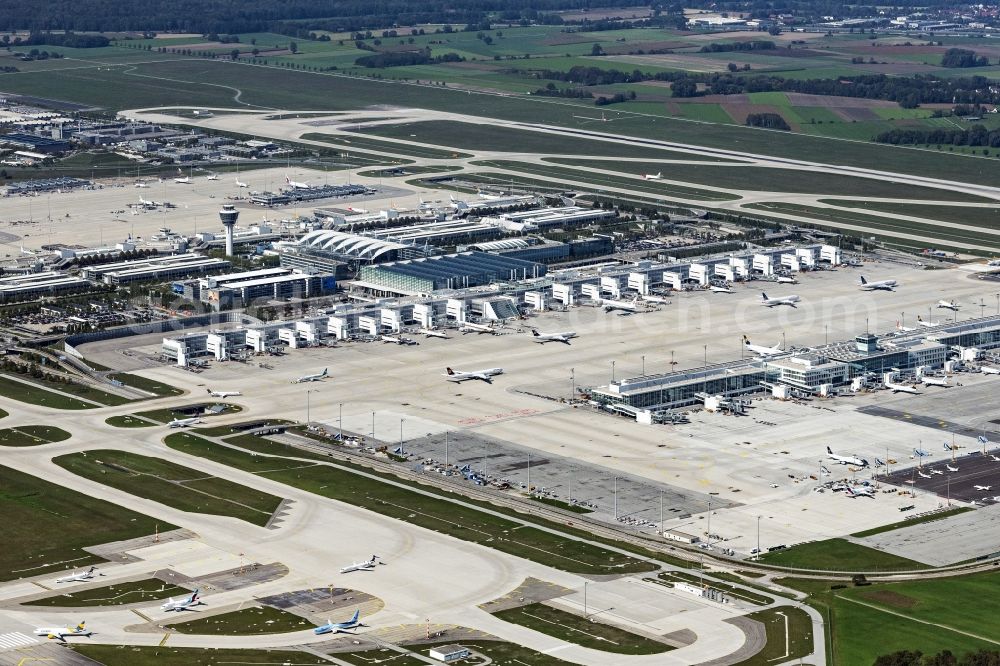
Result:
[314, 609, 362, 635]
[913, 447, 930, 457]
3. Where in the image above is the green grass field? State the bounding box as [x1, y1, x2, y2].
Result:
[0, 375, 97, 410]
[167, 605, 311, 635]
[820, 200, 1000, 228]
[758, 538, 924, 572]
[165, 433, 658, 575]
[0, 425, 72, 446]
[192, 419, 295, 437]
[133, 402, 241, 423]
[25, 579, 187, 607]
[850, 507, 975, 538]
[735, 607, 815, 665]
[0, 464, 172, 581]
[53, 450, 282, 527]
[338, 640, 577, 666]
[493, 603, 672, 654]
[780, 575, 1000, 665]
[104, 415, 156, 428]
[107, 373, 184, 397]
[550, 158, 987, 202]
[71, 645, 329, 665]
[301, 132, 470, 159]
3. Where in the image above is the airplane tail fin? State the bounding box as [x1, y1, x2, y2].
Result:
[76, 622, 85, 631]
[350, 609, 360, 623]
[531, 329, 539, 336]
[761, 292, 768, 300]
[446, 367, 454, 375]
[826, 446, 833, 454]
[860, 275, 868, 284]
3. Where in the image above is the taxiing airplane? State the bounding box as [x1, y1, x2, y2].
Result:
[975, 485, 992, 491]
[859, 276, 897, 291]
[643, 171, 662, 180]
[294, 368, 328, 383]
[167, 417, 201, 428]
[285, 176, 312, 190]
[418, 328, 449, 339]
[710, 285, 734, 294]
[340, 555, 379, 573]
[34, 621, 91, 641]
[56, 566, 98, 584]
[827, 446, 869, 468]
[206, 388, 241, 398]
[640, 293, 671, 305]
[743, 336, 785, 358]
[760, 292, 800, 308]
[313, 609, 362, 635]
[776, 276, 798, 284]
[936, 300, 960, 311]
[845, 486, 875, 498]
[235, 177, 249, 188]
[922, 375, 950, 387]
[459, 322, 498, 335]
[161, 589, 201, 612]
[530, 329, 577, 345]
[444, 367, 504, 383]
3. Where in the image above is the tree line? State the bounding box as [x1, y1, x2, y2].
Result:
[355, 49, 463, 68]
[875, 649, 1000, 666]
[874, 124, 1000, 148]
[699, 40, 775, 53]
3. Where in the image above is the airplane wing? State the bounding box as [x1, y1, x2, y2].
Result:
[471, 374, 493, 383]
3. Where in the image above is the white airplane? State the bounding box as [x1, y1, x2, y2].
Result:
[56, 566, 98, 584]
[34, 621, 91, 641]
[845, 486, 875, 498]
[449, 195, 469, 211]
[530, 329, 577, 345]
[896, 321, 916, 333]
[936, 300, 960, 311]
[643, 171, 662, 180]
[444, 367, 504, 383]
[134, 181, 149, 188]
[161, 589, 201, 612]
[918, 470, 932, 479]
[916, 315, 935, 328]
[285, 176, 312, 190]
[640, 293, 671, 305]
[981, 366, 1000, 375]
[476, 189, 504, 201]
[235, 177, 249, 188]
[776, 276, 798, 284]
[381, 335, 415, 345]
[975, 485, 992, 491]
[710, 285, 734, 294]
[313, 609, 362, 635]
[174, 169, 192, 184]
[459, 322, 498, 335]
[167, 417, 201, 428]
[760, 292, 800, 308]
[602, 296, 642, 314]
[860, 275, 897, 291]
[922, 375, 950, 387]
[206, 173, 219, 181]
[827, 446, 869, 468]
[206, 388, 241, 398]
[419, 328, 449, 339]
[991, 455, 1000, 462]
[946, 464, 959, 472]
[885, 380, 920, 394]
[137, 196, 161, 208]
[294, 368, 328, 383]
[340, 555, 379, 573]
[743, 336, 784, 358]
[347, 206, 369, 214]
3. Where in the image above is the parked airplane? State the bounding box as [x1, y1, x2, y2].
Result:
[419, 328, 449, 339]
[34, 621, 91, 641]
[922, 375, 950, 387]
[710, 285, 734, 294]
[760, 292, 800, 308]
[206, 173, 219, 181]
[859, 276, 897, 291]
[235, 177, 249, 188]
[56, 566, 98, 584]
[134, 181, 150, 188]
[845, 486, 875, 498]
[874, 458, 887, 467]
[946, 464, 959, 472]
[936, 300, 960, 311]
[743, 336, 785, 358]
[975, 485, 993, 491]
[776, 275, 798, 284]
[530, 329, 577, 345]
[981, 366, 1000, 375]
[602, 296, 642, 314]
[643, 171, 662, 180]
[174, 169, 192, 184]
[449, 195, 469, 211]
[459, 322, 498, 335]
[382, 335, 417, 345]
[313, 610, 362, 635]
[285, 176, 312, 190]
[913, 447, 930, 457]
[444, 367, 504, 383]
[827, 446, 869, 468]
[161, 589, 201, 612]
[476, 189, 504, 201]
[205, 388, 241, 399]
[896, 321, 916, 332]
[916, 315, 935, 328]
[167, 417, 201, 428]
[340, 555, 379, 573]
[918, 470, 932, 479]
[640, 293, 671, 305]
[294, 368, 328, 383]
[885, 380, 920, 394]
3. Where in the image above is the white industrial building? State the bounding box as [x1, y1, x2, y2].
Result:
[0, 271, 90, 301]
[81, 253, 231, 284]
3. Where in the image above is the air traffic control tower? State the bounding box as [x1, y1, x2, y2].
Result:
[219, 204, 239, 257]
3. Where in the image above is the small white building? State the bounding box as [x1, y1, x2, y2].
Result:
[429, 644, 471, 662]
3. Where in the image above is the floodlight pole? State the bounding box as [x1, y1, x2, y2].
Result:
[338, 403, 343, 439]
[613, 476, 618, 520]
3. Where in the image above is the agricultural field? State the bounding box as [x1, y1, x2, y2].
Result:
[53, 450, 283, 526]
[0, 465, 171, 581]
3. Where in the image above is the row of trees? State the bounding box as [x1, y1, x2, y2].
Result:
[746, 112, 790, 130]
[940, 48, 990, 68]
[355, 49, 463, 68]
[2, 31, 108, 48]
[874, 124, 1000, 148]
[875, 649, 1000, 666]
[699, 40, 775, 53]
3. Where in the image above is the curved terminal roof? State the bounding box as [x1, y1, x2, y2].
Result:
[470, 238, 531, 252]
[298, 230, 411, 260]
